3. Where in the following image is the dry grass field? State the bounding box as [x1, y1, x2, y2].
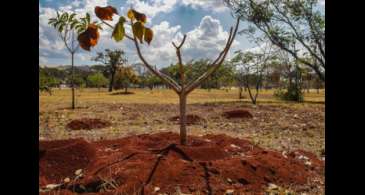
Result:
[39, 88, 325, 194]
[40, 88, 324, 156]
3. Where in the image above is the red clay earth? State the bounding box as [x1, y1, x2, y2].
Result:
[223, 109, 253, 119]
[169, 114, 206, 125]
[66, 118, 111, 130]
[39, 132, 323, 195]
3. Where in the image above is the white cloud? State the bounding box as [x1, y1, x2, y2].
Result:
[181, 0, 228, 12]
[122, 0, 178, 19]
[120, 0, 227, 20]
[134, 15, 239, 67]
[39, 1, 238, 67]
[183, 15, 239, 62]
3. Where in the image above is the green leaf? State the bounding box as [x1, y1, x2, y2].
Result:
[132, 22, 144, 43]
[118, 16, 126, 23]
[69, 13, 76, 22]
[86, 13, 91, 24]
[81, 17, 87, 25]
[58, 23, 65, 32]
[61, 13, 68, 22]
[112, 21, 125, 42]
[70, 20, 79, 29]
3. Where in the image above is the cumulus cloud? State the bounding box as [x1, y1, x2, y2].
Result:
[120, 0, 227, 20]
[181, 0, 228, 12]
[134, 15, 239, 67]
[39, 1, 238, 67]
[183, 16, 239, 62]
[122, 0, 178, 19]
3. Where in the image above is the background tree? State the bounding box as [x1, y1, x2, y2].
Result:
[232, 43, 274, 105]
[82, 7, 240, 145]
[48, 12, 99, 109]
[114, 66, 140, 93]
[87, 72, 108, 90]
[140, 72, 162, 90]
[39, 67, 61, 95]
[161, 59, 235, 90]
[272, 50, 304, 101]
[92, 49, 127, 92]
[225, 0, 325, 81]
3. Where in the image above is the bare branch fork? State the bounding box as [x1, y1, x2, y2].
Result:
[101, 16, 240, 144]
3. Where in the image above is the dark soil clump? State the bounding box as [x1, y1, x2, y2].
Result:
[168, 114, 206, 125]
[66, 118, 111, 130]
[110, 91, 135, 95]
[39, 132, 323, 194]
[223, 109, 253, 119]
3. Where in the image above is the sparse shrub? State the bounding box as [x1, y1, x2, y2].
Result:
[274, 85, 303, 102]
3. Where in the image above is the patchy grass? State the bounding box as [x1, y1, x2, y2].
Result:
[40, 88, 324, 156]
[40, 88, 324, 195]
[40, 88, 324, 108]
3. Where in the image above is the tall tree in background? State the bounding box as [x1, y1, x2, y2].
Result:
[114, 67, 140, 93]
[48, 12, 101, 109]
[225, 0, 325, 81]
[87, 72, 108, 91]
[79, 6, 240, 145]
[92, 49, 127, 92]
[232, 45, 274, 105]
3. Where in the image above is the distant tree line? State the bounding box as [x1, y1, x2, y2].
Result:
[40, 55, 324, 96]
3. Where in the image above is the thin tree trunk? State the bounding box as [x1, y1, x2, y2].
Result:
[125, 85, 128, 93]
[71, 52, 75, 109]
[238, 86, 243, 99]
[179, 94, 187, 145]
[108, 71, 115, 92]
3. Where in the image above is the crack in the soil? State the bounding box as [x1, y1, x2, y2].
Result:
[200, 162, 213, 195]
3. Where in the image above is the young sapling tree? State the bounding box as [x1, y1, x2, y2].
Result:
[78, 6, 240, 145]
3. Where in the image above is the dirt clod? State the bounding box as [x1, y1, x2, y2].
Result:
[66, 118, 111, 130]
[168, 114, 206, 125]
[223, 109, 253, 119]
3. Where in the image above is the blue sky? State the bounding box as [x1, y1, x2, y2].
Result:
[39, 0, 324, 68]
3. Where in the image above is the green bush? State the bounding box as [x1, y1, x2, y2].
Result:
[274, 85, 303, 102]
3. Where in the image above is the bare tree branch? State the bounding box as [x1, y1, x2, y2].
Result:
[131, 33, 181, 93]
[172, 35, 187, 90]
[185, 18, 240, 94]
[271, 2, 325, 67]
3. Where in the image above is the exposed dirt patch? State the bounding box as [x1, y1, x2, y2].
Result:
[39, 132, 323, 194]
[110, 91, 135, 95]
[39, 138, 96, 186]
[66, 118, 111, 130]
[223, 109, 253, 119]
[168, 114, 206, 125]
[56, 106, 89, 110]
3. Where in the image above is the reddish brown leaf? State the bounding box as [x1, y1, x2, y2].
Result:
[78, 24, 100, 51]
[95, 6, 118, 21]
[127, 9, 146, 23]
[144, 27, 153, 45]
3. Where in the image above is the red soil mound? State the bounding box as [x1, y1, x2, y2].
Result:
[39, 139, 96, 186]
[223, 109, 253, 119]
[66, 118, 111, 130]
[39, 132, 323, 194]
[169, 114, 206, 125]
